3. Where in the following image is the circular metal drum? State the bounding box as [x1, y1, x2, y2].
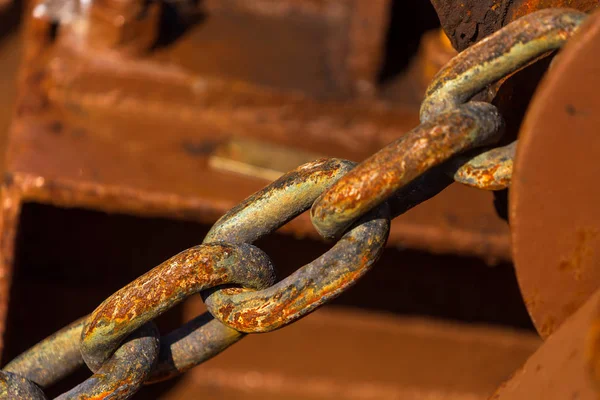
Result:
[511, 10, 600, 338]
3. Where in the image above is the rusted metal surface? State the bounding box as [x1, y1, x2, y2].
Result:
[3, 318, 85, 388]
[205, 159, 355, 244]
[202, 158, 390, 332]
[317, 7, 585, 239]
[0, 195, 534, 398]
[510, 8, 600, 338]
[205, 206, 389, 332]
[3, 156, 391, 394]
[57, 322, 159, 400]
[420, 9, 587, 122]
[81, 243, 275, 372]
[2, 312, 244, 388]
[489, 288, 600, 399]
[451, 141, 516, 190]
[311, 103, 503, 240]
[147, 313, 242, 383]
[0, 371, 46, 399]
[507, 0, 599, 22]
[430, 0, 599, 51]
[36, 0, 391, 97]
[588, 307, 600, 392]
[0, 1, 581, 398]
[0, 0, 515, 356]
[5, 322, 160, 399]
[0, 3, 556, 397]
[6, 242, 276, 389]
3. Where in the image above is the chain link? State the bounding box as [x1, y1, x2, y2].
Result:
[3, 318, 85, 388]
[202, 158, 390, 333]
[451, 141, 517, 190]
[80, 243, 275, 373]
[0, 371, 47, 399]
[5, 322, 159, 399]
[0, 8, 589, 399]
[310, 102, 503, 239]
[419, 9, 586, 122]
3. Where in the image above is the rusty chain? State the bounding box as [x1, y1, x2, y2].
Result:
[0, 8, 588, 399]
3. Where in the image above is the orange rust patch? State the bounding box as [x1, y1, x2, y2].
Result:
[559, 229, 599, 281]
[218, 303, 235, 321]
[539, 316, 556, 338]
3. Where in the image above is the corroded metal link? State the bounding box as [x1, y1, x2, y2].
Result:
[311, 102, 503, 240]
[451, 141, 516, 190]
[0, 371, 47, 400]
[80, 242, 275, 372]
[148, 313, 243, 383]
[3, 245, 274, 387]
[1, 323, 159, 400]
[57, 322, 159, 400]
[3, 318, 85, 388]
[420, 8, 587, 122]
[205, 158, 356, 244]
[205, 207, 389, 332]
[387, 164, 455, 219]
[1, 314, 243, 388]
[124, 159, 358, 381]
[1, 9, 588, 398]
[202, 158, 391, 333]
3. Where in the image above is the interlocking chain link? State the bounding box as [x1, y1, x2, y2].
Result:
[420, 9, 586, 121]
[451, 141, 517, 190]
[80, 243, 276, 372]
[0, 8, 588, 399]
[310, 102, 503, 239]
[311, 8, 586, 239]
[0, 371, 46, 399]
[201, 159, 390, 333]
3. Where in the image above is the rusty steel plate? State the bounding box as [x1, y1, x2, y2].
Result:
[510, 9, 600, 338]
[430, 0, 599, 51]
[490, 287, 600, 399]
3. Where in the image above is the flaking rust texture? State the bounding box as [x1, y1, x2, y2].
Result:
[2, 323, 161, 399]
[203, 159, 390, 333]
[0, 371, 47, 399]
[204, 159, 356, 245]
[431, 0, 599, 51]
[205, 206, 390, 333]
[0, 0, 515, 358]
[452, 141, 516, 190]
[420, 9, 587, 122]
[81, 243, 275, 372]
[0, 0, 514, 361]
[56, 322, 160, 400]
[430, 0, 512, 51]
[311, 103, 502, 240]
